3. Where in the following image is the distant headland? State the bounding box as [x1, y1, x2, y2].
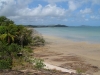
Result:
[24, 24, 68, 28]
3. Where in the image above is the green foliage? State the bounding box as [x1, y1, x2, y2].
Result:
[0, 41, 21, 69]
[0, 16, 45, 70]
[0, 42, 21, 54]
[0, 25, 17, 44]
[33, 36, 45, 46]
[0, 16, 45, 47]
[0, 16, 14, 26]
[0, 17, 33, 46]
[76, 68, 84, 74]
[0, 59, 12, 69]
[24, 46, 32, 53]
[31, 58, 45, 70]
[0, 26, 6, 34]
[20, 28, 33, 47]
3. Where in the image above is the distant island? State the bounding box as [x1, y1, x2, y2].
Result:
[81, 25, 90, 27]
[25, 24, 68, 28]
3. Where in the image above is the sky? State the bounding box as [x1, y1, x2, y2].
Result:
[0, 0, 100, 26]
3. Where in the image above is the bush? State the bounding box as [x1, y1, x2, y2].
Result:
[0, 59, 12, 69]
[31, 58, 45, 70]
[76, 68, 84, 74]
[0, 42, 21, 69]
[32, 36, 45, 46]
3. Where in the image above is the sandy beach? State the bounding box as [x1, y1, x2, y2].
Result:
[34, 35, 100, 75]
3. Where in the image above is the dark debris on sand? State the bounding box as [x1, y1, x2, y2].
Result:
[0, 69, 89, 75]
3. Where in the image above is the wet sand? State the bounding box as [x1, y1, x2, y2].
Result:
[34, 35, 100, 75]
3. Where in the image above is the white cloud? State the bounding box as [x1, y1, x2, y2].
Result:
[92, 0, 100, 5]
[68, 0, 81, 11]
[44, 0, 67, 3]
[0, 0, 16, 16]
[78, 0, 100, 5]
[80, 8, 92, 14]
[0, 0, 68, 24]
[15, 0, 33, 8]
[0, 0, 33, 16]
[0, 0, 100, 25]
[90, 16, 95, 19]
[90, 15, 99, 19]
[17, 4, 42, 16]
[0, 0, 67, 22]
[41, 4, 66, 17]
[17, 4, 66, 17]
[68, 1, 77, 11]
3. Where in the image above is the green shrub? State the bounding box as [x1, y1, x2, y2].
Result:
[32, 36, 45, 46]
[0, 42, 22, 69]
[0, 59, 11, 69]
[24, 46, 32, 53]
[77, 68, 84, 74]
[31, 58, 45, 70]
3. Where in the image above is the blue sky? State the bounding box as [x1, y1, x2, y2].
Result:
[0, 0, 100, 26]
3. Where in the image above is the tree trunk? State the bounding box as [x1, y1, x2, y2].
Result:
[21, 35, 24, 48]
[8, 36, 10, 44]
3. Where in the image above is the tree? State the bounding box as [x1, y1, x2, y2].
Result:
[0, 16, 36, 69]
[0, 16, 14, 26]
[20, 28, 33, 47]
[0, 42, 21, 69]
[0, 26, 6, 34]
[0, 25, 17, 44]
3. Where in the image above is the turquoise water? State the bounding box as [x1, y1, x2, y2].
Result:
[34, 26, 100, 44]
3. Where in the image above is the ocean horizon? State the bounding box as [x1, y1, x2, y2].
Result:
[34, 26, 100, 44]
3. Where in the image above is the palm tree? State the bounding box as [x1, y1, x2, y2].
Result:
[0, 25, 17, 44]
[19, 28, 32, 48]
[14, 25, 33, 47]
[0, 33, 14, 44]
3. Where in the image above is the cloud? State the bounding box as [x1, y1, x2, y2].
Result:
[17, 4, 66, 17]
[15, 0, 33, 8]
[68, 1, 77, 11]
[90, 15, 99, 19]
[44, 0, 67, 3]
[0, 0, 33, 16]
[92, 0, 100, 5]
[0, 0, 67, 24]
[17, 4, 42, 17]
[0, 0, 100, 25]
[99, 9, 100, 13]
[80, 8, 92, 14]
[77, 0, 100, 5]
[41, 4, 66, 17]
[0, 0, 16, 16]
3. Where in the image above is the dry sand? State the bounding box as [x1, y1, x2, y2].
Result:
[34, 35, 100, 75]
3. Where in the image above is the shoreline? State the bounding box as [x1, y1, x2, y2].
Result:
[34, 35, 100, 75]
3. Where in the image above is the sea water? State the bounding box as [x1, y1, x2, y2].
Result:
[34, 26, 100, 44]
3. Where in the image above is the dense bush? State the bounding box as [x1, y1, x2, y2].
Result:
[0, 16, 33, 69]
[0, 59, 12, 69]
[0, 16, 45, 69]
[0, 41, 21, 69]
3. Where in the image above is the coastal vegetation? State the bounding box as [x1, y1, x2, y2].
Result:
[0, 16, 98, 75]
[0, 16, 45, 70]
